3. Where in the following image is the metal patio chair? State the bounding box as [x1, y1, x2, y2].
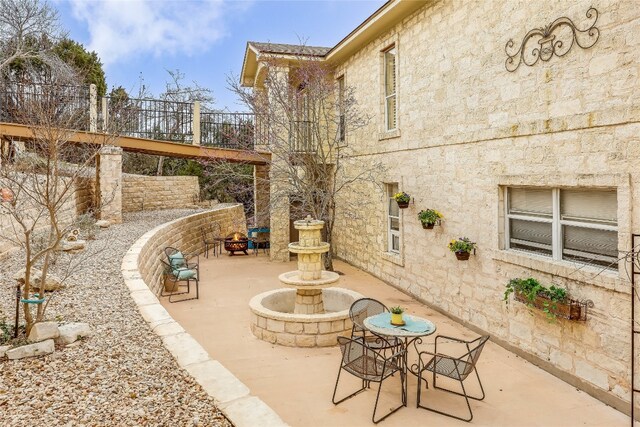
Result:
[161, 246, 200, 303]
[332, 336, 406, 424]
[201, 225, 222, 258]
[251, 230, 270, 256]
[349, 298, 401, 352]
[416, 334, 490, 422]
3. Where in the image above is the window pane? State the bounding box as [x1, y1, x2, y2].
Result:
[386, 96, 396, 130]
[561, 189, 617, 225]
[562, 225, 618, 267]
[388, 198, 399, 216]
[384, 49, 396, 96]
[508, 188, 552, 218]
[509, 219, 552, 256]
[392, 234, 400, 252]
[390, 218, 400, 231]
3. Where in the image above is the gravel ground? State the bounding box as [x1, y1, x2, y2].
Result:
[0, 209, 232, 427]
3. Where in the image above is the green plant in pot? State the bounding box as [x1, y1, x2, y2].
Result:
[389, 306, 405, 325]
[418, 209, 443, 229]
[504, 277, 575, 321]
[394, 192, 411, 209]
[448, 237, 476, 260]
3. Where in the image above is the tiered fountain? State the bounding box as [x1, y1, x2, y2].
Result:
[249, 216, 362, 347]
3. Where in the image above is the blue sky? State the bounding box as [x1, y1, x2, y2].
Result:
[55, 0, 384, 110]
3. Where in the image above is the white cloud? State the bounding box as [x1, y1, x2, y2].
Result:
[67, 0, 237, 66]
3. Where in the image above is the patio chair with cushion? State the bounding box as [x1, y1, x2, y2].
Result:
[160, 246, 199, 303]
[332, 336, 406, 424]
[349, 298, 401, 353]
[416, 334, 490, 422]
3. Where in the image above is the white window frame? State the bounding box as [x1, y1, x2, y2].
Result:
[504, 187, 618, 266]
[383, 46, 397, 132]
[387, 184, 400, 254]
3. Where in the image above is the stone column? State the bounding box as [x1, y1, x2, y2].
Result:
[254, 164, 270, 227]
[95, 145, 122, 224]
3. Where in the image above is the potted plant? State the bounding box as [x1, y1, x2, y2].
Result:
[448, 237, 476, 260]
[504, 277, 582, 321]
[389, 306, 405, 325]
[394, 192, 411, 209]
[418, 209, 443, 229]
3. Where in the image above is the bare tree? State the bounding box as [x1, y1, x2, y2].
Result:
[213, 50, 384, 270]
[0, 67, 114, 335]
[0, 0, 63, 75]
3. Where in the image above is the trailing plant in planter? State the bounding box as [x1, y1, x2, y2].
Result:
[394, 192, 411, 208]
[389, 306, 405, 325]
[504, 277, 585, 321]
[448, 237, 476, 260]
[418, 209, 443, 229]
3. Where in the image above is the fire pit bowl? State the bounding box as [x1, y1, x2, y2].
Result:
[224, 232, 249, 256]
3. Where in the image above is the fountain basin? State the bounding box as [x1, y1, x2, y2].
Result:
[278, 270, 339, 289]
[249, 287, 363, 347]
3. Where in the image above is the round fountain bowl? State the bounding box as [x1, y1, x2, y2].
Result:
[278, 270, 339, 289]
[249, 287, 363, 347]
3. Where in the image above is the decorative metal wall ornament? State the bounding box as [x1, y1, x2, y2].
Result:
[505, 7, 600, 72]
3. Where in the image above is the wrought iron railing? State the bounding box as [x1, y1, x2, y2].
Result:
[290, 120, 317, 153]
[105, 97, 193, 143]
[201, 111, 255, 150]
[0, 83, 262, 150]
[0, 83, 91, 130]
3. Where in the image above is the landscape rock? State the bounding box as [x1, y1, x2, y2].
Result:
[6, 339, 54, 360]
[28, 321, 60, 342]
[57, 322, 92, 345]
[59, 239, 86, 252]
[13, 268, 64, 291]
[0, 345, 11, 358]
[95, 220, 111, 228]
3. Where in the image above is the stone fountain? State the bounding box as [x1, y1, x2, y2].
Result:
[249, 216, 362, 347]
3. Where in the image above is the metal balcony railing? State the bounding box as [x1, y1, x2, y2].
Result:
[0, 83, 91, 131]
[200, 111, 256, 150]
[0, 83, 260, 150]
[290, 120, 317, 153]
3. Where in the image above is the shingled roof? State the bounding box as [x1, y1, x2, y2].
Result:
[247, 42, 331, 57]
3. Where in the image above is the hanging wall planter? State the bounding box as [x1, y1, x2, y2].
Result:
[394, 192, 411, 209]
[504, 277, 592, 321]
[418, 209, 443, 230]
[448, 237, 476, 261]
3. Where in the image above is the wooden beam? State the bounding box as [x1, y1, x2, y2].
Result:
[0, 122, 270, 165]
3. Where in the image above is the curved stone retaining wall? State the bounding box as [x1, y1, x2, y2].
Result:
[136, 204, 246, 295]
[121, 206, 287, 427]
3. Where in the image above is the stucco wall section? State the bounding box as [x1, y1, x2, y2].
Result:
[328, 0, 639, 414]
[122, 175, 199, 213]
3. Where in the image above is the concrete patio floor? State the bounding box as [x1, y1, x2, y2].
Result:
[162, 253, 629, 427]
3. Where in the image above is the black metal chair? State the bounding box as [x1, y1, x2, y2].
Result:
[201, 225, 222, 258]
[349, 298, 401, 352]
[332, 336, 406, 424]
[161, 247, 199, 303]
[251, 230, 270, 256]
[416, 334, 490, 422]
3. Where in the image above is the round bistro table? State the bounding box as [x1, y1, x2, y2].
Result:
[364, 312, 437, 407]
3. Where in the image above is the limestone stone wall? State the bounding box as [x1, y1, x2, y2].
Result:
[122, 175, 199, 213]
[134, 204, 246, 295]
[329, 0, 639, 414]
[0, 176, 94, 259]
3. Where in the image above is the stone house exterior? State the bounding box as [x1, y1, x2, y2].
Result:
[242, 0, 640, 414]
